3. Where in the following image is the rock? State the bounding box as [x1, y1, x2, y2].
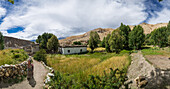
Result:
[4, 64, 10, 67]
[48, 73, 54, 77]
[1, 68, 5, 72]
[138, 80, 148, 88]
[0, 72, 4, 77]
[48, 86, 52, 89]
[44, 85, 49, 89]
[135, 76, 148, 88]
[45, 76, 51, 83]
[13, 76, 16, 79]
[5, 72, 9, 77]
[138, 76, 146, 82]
[17, 77, 22, 80]
[14, 70, 18, 74]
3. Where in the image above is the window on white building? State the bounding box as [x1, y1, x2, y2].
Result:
[68, 50, 70, 53]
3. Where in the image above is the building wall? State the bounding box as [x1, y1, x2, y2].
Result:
[4, 36, 32, 48]
[61, 47, 87, 55]
[31, 45, 39, 53]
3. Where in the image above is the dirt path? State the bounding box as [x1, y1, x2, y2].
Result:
[127, 51, 155, 88]
[127, 51, 170, 89]
[2, 60, 48, 89]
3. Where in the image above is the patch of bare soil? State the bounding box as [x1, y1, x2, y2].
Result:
[145, 55, 170, 70]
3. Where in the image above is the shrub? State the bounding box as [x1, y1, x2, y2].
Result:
[34, 49, 47, 64]
[48, 68, 129, 89]
[0, 49, 28, 65]
[73, 41, 82, 45]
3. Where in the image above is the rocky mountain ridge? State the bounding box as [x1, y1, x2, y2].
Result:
[59, 23, 168, 45]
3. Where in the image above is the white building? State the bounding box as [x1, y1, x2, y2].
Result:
[59, 45, 87, 55]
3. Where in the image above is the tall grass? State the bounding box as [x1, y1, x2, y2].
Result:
[47, 55, 100, 74]
[46, 51, 131, 82]
[0, 49, 28, 65]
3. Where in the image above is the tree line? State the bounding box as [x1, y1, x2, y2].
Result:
[89, 22, 170, 53]
[34, 33, 59, 63]
[145, 22, 170, 47]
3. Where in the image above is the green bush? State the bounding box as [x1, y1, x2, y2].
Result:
[48, 68, 129, 89]
[34, 49, 47, 64]
[0, 49, 28, 65]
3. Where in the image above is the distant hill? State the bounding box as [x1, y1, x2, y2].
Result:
[59, 23, 168, 45]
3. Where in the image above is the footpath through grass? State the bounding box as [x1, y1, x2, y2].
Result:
[0, 49, 28, 65]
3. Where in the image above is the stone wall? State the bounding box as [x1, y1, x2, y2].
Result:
[0, 61, 28, 83]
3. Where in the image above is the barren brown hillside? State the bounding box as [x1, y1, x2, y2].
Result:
[59, 23, 168, 45]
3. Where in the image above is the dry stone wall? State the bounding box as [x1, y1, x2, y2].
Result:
[0, 61, 28, 83]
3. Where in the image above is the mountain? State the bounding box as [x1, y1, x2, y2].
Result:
[59, 23, 168, 45]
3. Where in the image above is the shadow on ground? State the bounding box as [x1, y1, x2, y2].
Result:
[0, 77, 36, 88]
[146, 68, 170, 89]
[28, 77, 36, 87]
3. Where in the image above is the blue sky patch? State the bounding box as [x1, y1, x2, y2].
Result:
[7, 27, 24, 33]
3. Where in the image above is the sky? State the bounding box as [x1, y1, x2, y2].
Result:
[0, 0, 170, 40]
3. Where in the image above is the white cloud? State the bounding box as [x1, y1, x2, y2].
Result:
[0, 7, 6, 18]
[148, 8, 170, 24]
[0, 0, 147, 40]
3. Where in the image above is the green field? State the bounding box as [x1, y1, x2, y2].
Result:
[141, 47, 170, 57]
[0, 49, 28, 65]
[46, 49, 131, 88]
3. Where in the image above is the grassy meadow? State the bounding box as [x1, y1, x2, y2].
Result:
[46, 49, 131, 82]
[141, 47, 170, 57]
[0, 49, 28, 65]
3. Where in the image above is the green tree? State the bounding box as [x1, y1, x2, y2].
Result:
[47, 35, 59, 53]
[151, 27, 168, 47]
[0, 32, 4, 50]
[73, 41, 82, 45]
[34, 49, 47, 64]
[89, 31, 100, 52]
[129, 25, 145, 49]
[36, 35, 42, 43]
[36, 33, 54, 50]
[119, 23, 131, 49]
[105, 34, 111, 52]
[167, 21, 170, 44]
[109, 29, 125, 53]
[168, 35, 170, 46]
[7, 0, 14, 4]
[100, 37, 106, 47]
[94, 31, 101, 44]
